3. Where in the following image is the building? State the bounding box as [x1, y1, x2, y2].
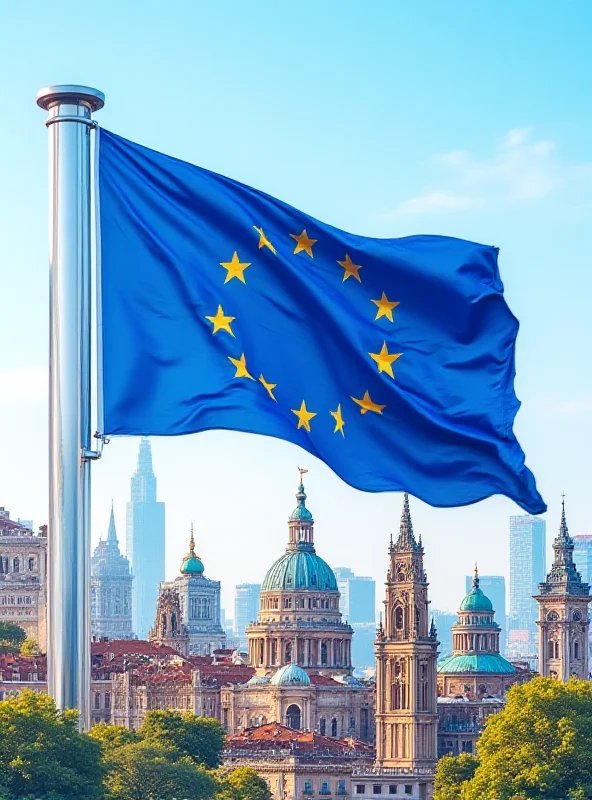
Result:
[465, 574, 506, 654]
[234, 583, 261, 642]
[223, 723, 374, 799]
[126, 437, 165, 638]
[150, 527, 226, 656]
[508, 514, 546, 657]
[535, 500, 590, 681]
[573, 535, 592, 585]
[334, 568, 376, 669]
[91, 505, 134, 640]
[438, 567, 524, 758]
[356, 493, 438, 800]
[0, 509, 47, 650]
[430, 611, 456, 660]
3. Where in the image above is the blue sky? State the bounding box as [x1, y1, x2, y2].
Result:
[0, 1, 590, 617]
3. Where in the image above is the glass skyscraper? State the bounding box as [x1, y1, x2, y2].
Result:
[234, 583, 261, 642]
[126, 438, 165, 639]
[508, 515, 546, 657]
[333, 567, 376, 668]
[572, 535, 592, 585]
[465, 574, 506, 654]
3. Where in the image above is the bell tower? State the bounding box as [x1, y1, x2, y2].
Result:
[375, 494, 438, 770]
[535, 498, 590, 681]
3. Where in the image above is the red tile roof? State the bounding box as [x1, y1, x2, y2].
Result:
[226, 723, 373, 755]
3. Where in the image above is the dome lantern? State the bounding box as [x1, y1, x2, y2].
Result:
[180, 523, 205, 576]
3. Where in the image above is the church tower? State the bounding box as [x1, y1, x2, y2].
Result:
[375, 493, 438, 770]
[535, 498, 590, 680]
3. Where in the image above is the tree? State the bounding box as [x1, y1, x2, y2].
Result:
[0, 622, 26, 653]
[20, 638, 40, 656]
[89, 723, 140, 751]
[0, 689, 104, 799]
[104, 740, 215, 800]
[216, 766, 272, 800]
[445, 677, 592, 800]
[139, 709, 226, 768]
[434, 753, 478, 800]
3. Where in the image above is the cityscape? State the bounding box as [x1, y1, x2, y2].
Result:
[1, 438, 589, 798]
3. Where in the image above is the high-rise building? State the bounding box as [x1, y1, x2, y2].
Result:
[573, 535, 592, 585]
[234, 583, 260, 641]
[333, 567, 376, 668]
[465, 574, 506, 654]
[126, 438, 165, 639]
[431, 609, 457, 659]
[508, 514, 546, 657]
[91, 505, 134, 640]
[535, 500, 590, 681]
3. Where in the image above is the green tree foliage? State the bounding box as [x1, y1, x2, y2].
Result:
[434, 753, 478, 800]
[88, 723, 140, 751]
[0, 689, 104, 799]
[0, 622, 26, 653]
[104, 740, 215, 800]
[20, 638, 40, 656]
[216, 766, 272, 800]
[139, 709, 226, 768]
[437, 677, 592, 800]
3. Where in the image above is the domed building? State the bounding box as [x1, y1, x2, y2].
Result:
[150, 527, 226, 656]
[220, 475, 373, 741]
[437, 566, 525, 757]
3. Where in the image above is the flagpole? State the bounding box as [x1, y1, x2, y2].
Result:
[36, 85, 104, 730]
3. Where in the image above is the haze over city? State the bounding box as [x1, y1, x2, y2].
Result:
[1, 1, 591, 617]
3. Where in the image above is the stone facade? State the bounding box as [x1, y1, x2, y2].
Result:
[535, 499, 591, 681]
[0, 510, 47, 650]
[150, 528, 226, 656]
[91, 505, 134, 640]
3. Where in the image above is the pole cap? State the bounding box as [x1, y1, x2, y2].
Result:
[36, 85, 105, 111]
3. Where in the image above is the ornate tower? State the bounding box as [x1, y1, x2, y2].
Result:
[535, 499, 590, 680]
[375, 493, 438, 770]
[150, 586, 188, 655]
[91, 504, 134, 640]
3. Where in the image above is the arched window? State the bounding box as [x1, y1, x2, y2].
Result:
[161, 614, 167, 636]
[574, 641, 580, 659]
[331, 717, 338, 737]
[319, 718, 326, 736]
[286, 704, 301, 730]
[304, 780, 313, 795]
[13, 558, 19, 573]
[28, 557, 35, 571]
[171, 612, 177, 636]
[338, 780, 346, 795]
[395, 607, 404, 630]
[321, 781, 329, 795]
[555, 641, 560, 659]
[94, 693, 101, 709]
[548, 640, 554, 659]
[321, 642, 328, 666]
[285, 642, 292, 663]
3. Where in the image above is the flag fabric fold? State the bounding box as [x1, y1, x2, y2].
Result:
[97, 128, 545, 514]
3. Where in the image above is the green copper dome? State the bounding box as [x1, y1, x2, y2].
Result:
[459, 566, 493, 613]
[180, 527, 204, 576]
[270, 664, 311, 686]
[290, 482, 314, 521]
[262, 550, 337, 591]
[437, 653, 516, 675]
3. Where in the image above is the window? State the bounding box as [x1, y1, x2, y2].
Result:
[388, 788, 397, 795]
[356, 787, 365, 795]
[304, 780, 313, 796]
[548, 640, 554, 659]
[321, 780, 330, 795]
[319, 718, 326, 736]
[404, 788, 413, 796]
[395, 607, 404, 630]
[574, 641, 580, 659]
[28, 558, 35, 571]
[284, 597, 292, 609]
[94, 693, 101, 709]
[286, 704, 301, 730]
[13, 558, 19, 573]
[547, 611, 559, 621]
[338, 780, 346, 795]
[373, 786, 382, 794]
[105, 692, 111, 709]
[573, 610, 582, 621]
[331, 717, 338, 737]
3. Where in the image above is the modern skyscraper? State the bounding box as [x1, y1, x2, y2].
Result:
[573, 535, 592, 585]
[508, 514, 546, 657]
[535, 500, 590, 681]
[333, 567, 376, 667]
[91, 505, 134, 640]
[431, 609, 457, 659]
[126, 438, 165, 638]
[465, 574, 506, 654]
[234, 583, 261, 641]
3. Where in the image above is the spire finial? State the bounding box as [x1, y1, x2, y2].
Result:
[473, 562, 479, 589]
[189, 522, 196, 555]
[558, 493, 570, 543]
[394, 492, 418, 551]
[107, 503, 117, 544]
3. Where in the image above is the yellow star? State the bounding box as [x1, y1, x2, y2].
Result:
[228, 353, 254, 380]
[289, 229, 317, 258]
[330, 403, 345, 437]
[291, 400, 317, 432]
[253, 226, 277, 255]
[351, 390, 386, 415]
[371, 292, 400, 322]
[337, 253, 363, 283]
[369, 342, 403, 379]
[220, 251, 251, 284]
[205, 305, 235, 336]
[259, 374, 277, 401]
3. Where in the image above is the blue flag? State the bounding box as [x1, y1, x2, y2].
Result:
[97, 129, 544, 514]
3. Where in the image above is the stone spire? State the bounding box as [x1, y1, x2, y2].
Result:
[107, 502, 118, 545]
[473, 563, 479, 590]
[539, 496, 588, 596]
[392, 493, 420, 553]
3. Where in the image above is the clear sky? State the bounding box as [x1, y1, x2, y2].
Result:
[0, 1, 590, 618]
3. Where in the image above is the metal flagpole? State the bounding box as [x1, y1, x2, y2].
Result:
[36, 85, 104, 730]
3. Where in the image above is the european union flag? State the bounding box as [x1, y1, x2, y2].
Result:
[98, 129, 544, 514]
